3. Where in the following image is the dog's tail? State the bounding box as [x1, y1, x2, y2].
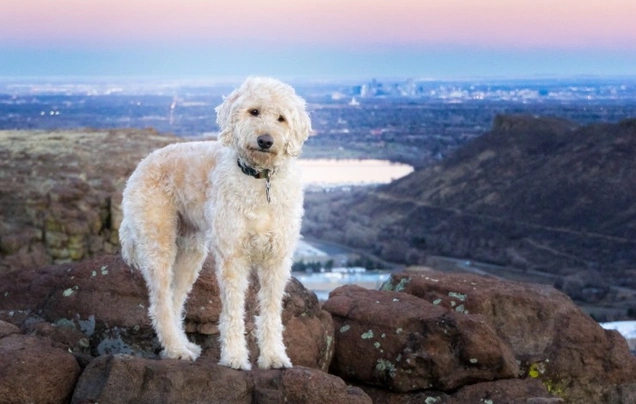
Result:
[118, 217, 139, 270]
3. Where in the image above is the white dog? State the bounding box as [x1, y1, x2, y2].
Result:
[119, 77, 311, 370]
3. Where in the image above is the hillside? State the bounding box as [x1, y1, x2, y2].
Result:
[0, 129, 180, 273]
[388, 115, 636, 239]
[303, 115, 636, 289]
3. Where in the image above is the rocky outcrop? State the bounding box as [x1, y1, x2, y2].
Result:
[323, 268, 636, 403]
[2, 259, 635, 403]
[0, 129, 180, 274]
[0, 255, 357, 403]
[0, 255, 334, 371]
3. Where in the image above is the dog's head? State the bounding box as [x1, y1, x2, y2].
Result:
[215, 77, 312, 169]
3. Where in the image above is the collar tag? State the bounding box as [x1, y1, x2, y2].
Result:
[265, 174, 272, 203]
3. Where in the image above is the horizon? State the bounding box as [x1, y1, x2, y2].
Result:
[1, 0, 636, 78]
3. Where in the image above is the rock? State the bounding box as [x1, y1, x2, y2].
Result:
[0, 254, 334, 371]
[323, 285, 518, 392]
[72, 354, 371, 404]
[450, 379, 559, 404]
[279, 278, 335, 371]
[0, 319, 20, 338]
[27, 320, 94, 356]
[361, 378, 555, 404]
[71, 354, 254, 404]
[357, 385, 450, 404]
[381, 269, 636, 403]
[0, 333, 81, 404]
[0, 255, 155, 355]
[253, 366, 371, 404]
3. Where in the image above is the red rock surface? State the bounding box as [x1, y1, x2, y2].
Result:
[0, 254, 334, 371]
[361, 378, 557, 404]
[0, 333, 81, 404]
[71, 355, 371, 404]
[324, 285, 518, 392]
[378, 268, 636, 403]
[2, 254, 634, 403]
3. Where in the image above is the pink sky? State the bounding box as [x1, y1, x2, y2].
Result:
[2, 0, 636, 50]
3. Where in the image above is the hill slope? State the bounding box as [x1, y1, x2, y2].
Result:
[0, 129, 180, 273]
[304, 115, 636, 281]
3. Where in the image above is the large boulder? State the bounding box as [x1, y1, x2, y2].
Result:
[72, 354, 371, 404]
[323, 285, 518, 392]
[0, 331, 81, 404]
[361, 378, 558, 404]
[0, 254, 334, 372]
[379, 268, 636, 403]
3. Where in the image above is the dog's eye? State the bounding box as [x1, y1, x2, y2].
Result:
[249, 109, 259, 116]
[278, 115, 286, 123]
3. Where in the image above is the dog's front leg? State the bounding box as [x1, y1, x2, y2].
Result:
[255, 259, 292, 369]
[216, 257, 252, 370]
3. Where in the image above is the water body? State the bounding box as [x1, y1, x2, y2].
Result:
[295, 271, 392, 301]
[294, 159, 410, 297]
[299, 159, 413, 186]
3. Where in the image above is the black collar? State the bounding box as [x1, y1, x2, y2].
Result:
[237, 159, 272, 180]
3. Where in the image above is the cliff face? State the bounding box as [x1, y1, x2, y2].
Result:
[0, 129, 180, 274]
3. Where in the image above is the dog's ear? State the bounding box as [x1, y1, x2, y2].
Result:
[215, 88, 241, 146]
[285, 101, 313, 157]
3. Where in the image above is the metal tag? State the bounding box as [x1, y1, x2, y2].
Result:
[265, 176, 272, 203]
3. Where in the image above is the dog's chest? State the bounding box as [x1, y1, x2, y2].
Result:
[246, 204, 273, 233]
[243, 204, 283, 261]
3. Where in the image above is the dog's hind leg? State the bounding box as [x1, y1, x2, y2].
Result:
[134, 205, 199, 361]
[255, 257, 292, 369]
[170, 234, 208, 358]
[216, 256, 252, 370]
[143, 252, 200, 360]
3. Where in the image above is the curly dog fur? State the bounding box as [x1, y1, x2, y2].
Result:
[119, 77, 311, 369]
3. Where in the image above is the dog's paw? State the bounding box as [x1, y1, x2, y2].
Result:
[161, 344, 200, 361]
[257, 353, 292, 369]
[219, 355, 252, 371]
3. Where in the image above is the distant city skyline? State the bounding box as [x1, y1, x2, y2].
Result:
[1, 0, 635, 78]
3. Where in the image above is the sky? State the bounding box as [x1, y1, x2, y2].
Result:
[0, 0, 635, 78]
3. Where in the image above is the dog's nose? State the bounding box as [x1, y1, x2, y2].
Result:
[257, 134, 274, 149]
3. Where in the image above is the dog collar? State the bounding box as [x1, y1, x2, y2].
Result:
[237, 159, 271, 179]
[237, 159, 274, 203]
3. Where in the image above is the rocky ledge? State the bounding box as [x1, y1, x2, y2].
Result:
[1, 258, 635, 403]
